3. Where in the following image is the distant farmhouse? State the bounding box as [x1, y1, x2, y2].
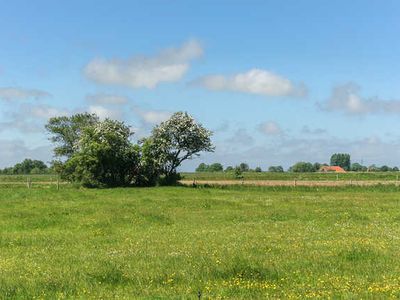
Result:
[319, 166, 346, 173]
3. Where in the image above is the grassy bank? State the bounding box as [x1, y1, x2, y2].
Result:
[1, 186, 400, 298]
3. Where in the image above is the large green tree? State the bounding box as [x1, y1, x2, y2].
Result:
[145, 112, 214, 182]
[330, 153, 351, 171]
[45, 113, 99, 158]
[63, 119, 140, 187]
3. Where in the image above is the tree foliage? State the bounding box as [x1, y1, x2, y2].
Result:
[268, 166, 284, 172]
[290, 162, 316, 173]
[147, 112, 214, 180]
[0, 159, 49, 175]
[330, 153, 351, 171]
[44, 111, 213, 187]
[45, 113, 99, 158]
[63, 119, 140, 187]
[238, 163, 249, 172]
[195, 163, 223, 172]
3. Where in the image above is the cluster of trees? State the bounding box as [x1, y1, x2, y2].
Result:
[330, 153, 351, 171]
[196, 162, 263, 173]
[196, 163, 223, 172]
[0, 159, 49, 175]
[46, 111, 213, 187]
[289, 162, 323, 173]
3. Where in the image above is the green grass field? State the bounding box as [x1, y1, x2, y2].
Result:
[181, 171, 400, 181]
[1, 185, 400, 299]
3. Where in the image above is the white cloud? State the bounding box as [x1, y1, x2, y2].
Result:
[0, 104, 70, 133]
[193, 69, 307, 97]
[86, 93, 128, 105]
[301, 126, 326, 135]
[258, 121, 283, 135]
[132, 107, 172, 125]
[30, 105, 69, 119]
[321, 83, 400, 115]
[225, 128, 255, 149]
[0, 87, 50, 101]
[84, 39, 203, 89]
[88, 105, 122, 120]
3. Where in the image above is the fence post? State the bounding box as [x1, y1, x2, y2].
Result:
[57, 176, 60, 191]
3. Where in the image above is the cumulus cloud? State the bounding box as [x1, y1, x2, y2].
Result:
[29, 105, 69, 119]
[86, 93, 128, 105]
[84, 39, 203, 89]
[300, 126, 326, 135]
[0, 87, 50, 101]
[132, 107, 172, 125]
[225, 128, 255, 147]
[88, 105, 122, 120]
[193, 69, 307, 97]
[321, 83, 400, 115]
[0, 104, 70, 133]
[258, 121, 283, 135]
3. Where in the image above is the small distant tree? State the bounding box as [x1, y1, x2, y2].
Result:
[290, 162, 315, 173]
[351, 162, 364, 172]
[380, 165, 390, 172]
[254, 167, 262, 172]
[393, 167, 399, 172]
[234, 166, 243, 179]
[209, 163, 223, 172]
[225, 166, 234, 172]
[330, 153, 351, 171]
[196, 163, 209, 172]
[239, 163, 249, 172]
[268, 166, 284, 173]
[313, 163, 321, 172]
[368, 164, 378, 172]
[30, 167, 41, 175]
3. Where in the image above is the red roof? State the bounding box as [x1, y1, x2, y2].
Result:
[320, 166, 346, 173]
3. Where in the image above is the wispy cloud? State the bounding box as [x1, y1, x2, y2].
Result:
[258, 121, 283, 135]
[86, 93, 128, 105]
[132, 107, 172, 125]
[88, 105, 122, 120]
[84, 39, 203, 89]
[192, 69, 307, 97]
[0, 87, 50, 101]
[320, 82, 400, 115]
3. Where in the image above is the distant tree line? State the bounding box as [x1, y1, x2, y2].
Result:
[0, 159, 50, 175]
[195, 153, 399, 174]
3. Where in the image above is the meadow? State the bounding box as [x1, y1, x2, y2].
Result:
[181, 171, 400, 181]
[1, 185, 400, 299]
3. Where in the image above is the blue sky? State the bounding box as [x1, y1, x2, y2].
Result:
[1, 0, 400, 170]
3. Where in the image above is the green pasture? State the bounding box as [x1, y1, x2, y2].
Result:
[181, 171, 400, 181]
[1, 185, 400, 298]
